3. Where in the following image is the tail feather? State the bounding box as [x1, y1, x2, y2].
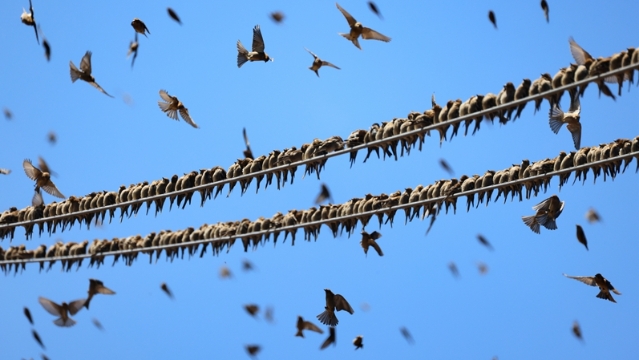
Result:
[596, 290, 616, 303]
[237, 41, 249, 68]
[317, 310, 338, 327]
[521, 215, 540, 234]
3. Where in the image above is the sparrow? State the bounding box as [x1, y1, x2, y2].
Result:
[167, 8, 181, 24]
[563, 273, 621, 303]
[160, 282, 173, 299]
[320, 327, 336, 350]
[400, 327, 415, 344]
[541, 0, 549, 22]
[295, 316, 324, 337]
[305, 48, 340, 77]
[368, 2, 383, 19]
[488, 11, 497, 29]
[85, 279, 116, 309]
[24, 307, 34, 324]
[158, 90, 199, 128]
[360, 230, 383, 256]
[244, 304, 259, 317]
[127, 34, 139, 68]
[23, 159, 65, 198]
[439, 159, 454, 176]
[0, 168, 10, 175]
[21, 0, 39, 44]
[69, 51, 114, 97]
[32, 330, 45, 349]
[549, 92, 581, 150]
[477, 234, 493, 250]
[245, 345, 260, 357]
[336, 3, 390, 50]
[521, 195, 564, 233]
[242, 128, 253, 159]
[38, 296, 86, 327]
[575, 225, 588, 250]
[353, 335, 363, 350]
[270, 11, 284, 23]
[237, 25, 272, 68]
[572, 321, 583, 342]
[315, 183, 333, 204]
[585, 208, 601, 223]
[317, 289, 354, 326]
[131, 18, 150, 37]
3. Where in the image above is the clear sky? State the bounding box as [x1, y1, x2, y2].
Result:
[1, 0, 638, 359]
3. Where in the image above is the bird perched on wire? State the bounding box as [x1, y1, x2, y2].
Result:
[521, 195, 564, 233]
[85, 279, 116, 309]
[38, 297, 86, 327]
[305, 48, 340, 77]
[21, 0, 39, 44]
[563, 273, 621, 303]
[317, 289, 354, 326]
[131, 18, 150, 37]
[69, 51, 114, 97]
[237, 25, 272, 68]
[336, 3, 390, 50]
[22, 159, 65, 198]
[295, 316, 323, 337]
[158, 90, 199, 128]
[549, 92, 581, 150]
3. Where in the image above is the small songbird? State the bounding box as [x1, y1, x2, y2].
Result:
[541, 0, 549, 22]
[549, 92, 581, 150]
[69, 51, 114, 97]
[317, 289, 354, 326]
[24, 307, 34, 324]
[305, 48, 340, 77]
[0, 168, 10, 175]
[296, 316, 324, 337]
[368, 2, 383, 19]
[360, 230, 383, 257]
[23, 159, 65, 198]
[85, 279, 116, 309]
[522, 195, 564, 233]
[315, 183, 333, 204]
[158, 90, 199, 128]
[575, 225, 588, 250]
[270, 11, 284, 23]
[439, 159, 454, 176]
[476, 234, 493, 251]
[400, 327, 415, 344]
[38, 297, 86, 327]
[131, 18, 150, 37]
[167, 8, 181, 24]
[488, 11, 497, 29]
[353, 335, 364, 350]
[336, 3, 390, 50]
[585, 208, 601, 223]
[237, 25, 272, 68]
[245, 345, 260, 357]
[220, 266, 233, 279]
[21, 0, 39, 44]
[128, 34, 139, 68]
[572, 321, 583, 342]
[563, 273, 621, 303]
[242, 128, 253, 159]
[320, 327, 336, 350]
[32, 330, 45, 349]
[160, 282, 174, 299]
[244, 304, 259, 317]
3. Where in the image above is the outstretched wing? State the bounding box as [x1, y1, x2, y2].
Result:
[38, 297, 62, 317]
[568, 37, 592, 65]
[22, 159, 41, 181]
[251, 25, 265, 53]
[563, 274, 597, 286]
[321, 60, 340, 70]
[336, 3, 357, 27]
[80, 51, 92, 75]
[333, 294, 354, 314]
[179, 108, 199, 129]
[361, 27, 391, 42]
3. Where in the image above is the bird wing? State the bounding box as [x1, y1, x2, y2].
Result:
[179, 108, 199, 128]
[305, 47, 318, 59]
[22, 159, 42, 181]
[159, 89, 174, 103]
[361, 27, 391, 42]
[321, 60, 340, 70]
[568, 123, 581, 150]
[563, 274, 597, 286]
[336, 3, 357, 27]
[68, 299, 87, 315]
[532, 196, 554, 212]
[320, 327, 335, 350]
[90, 81, 114, 98]
[38, 297, 63, 316]
[303, 321, 324, 334]
[80, 51, 92, 75]
[251, 25, 265, 53]
[569, 38, 592, 65]
[370, 240, 384, 256]
[333, 294, 354, 314]
[96, 284, 116, 295]
[548, 106, 565, 134]
[370, 231, 382, 240]
[603, 278, 621, 294]
[568, 92, 581, 113]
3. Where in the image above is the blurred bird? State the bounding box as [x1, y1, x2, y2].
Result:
[305, 48, 340, 77]
[32, 330, 45, 349]
[158, 90, 199, 128]
[38, 297, 85, 327]
[242, 128, 253, 159]
[23, 159, 65, 198]
[572, 321, 583, 342]
[127, 34, 139, 68]
[522, 195, 565, 233]
[242, 259, 254, 271]
[585, 208, 601, 223]
[47, 131, 56, 145]
[24, 307, 34, 324]
[244, 304, 259, 317]
[336, 3, 390, 50]
[448, 262, 460, 278]
[245, 345, 260, 357]
[37, 157, 56, 177]
[85, 279, 115, 310]
[563, 273, 621, 303]
[320, 327, 336, 350]
[575, 225, 588, 250]
[569, 37, 594, 65]
[21, 0, 39, 44]
[317, 289, 354, 326]
[315, 183, 333, 204]
[237, 25, 272, 68]
[439, 159, 454, 176]
[296, 316, 324, 337]
[541, 0, 549, 22]
[270, 11, 284, 23]
[160, 282, 173, 299]
[38, 25, 50, 61]
[131, 18, 150, 37]
[3, 108, 12, 120]
[69, 51, 113, 97]
[0, 168, 10, 175]
[368, 2, 383, 19]
[264, 306, 274, 323]
[400, 327, 415, 344]
[476, 234, 493, 251]
[488, 11, 497, 29]
[360, 230, 383, 257]
[167, 8, 181, 24]
[32, 188, 44, 207]
[92, 318, 104, 331]
[549, 92, 581, 150]
[477, 262, 489, 275]
[353, 335, 363, 350]
[220, 266, 233, 279]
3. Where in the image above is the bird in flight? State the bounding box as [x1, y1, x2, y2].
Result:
[336, 3, 390, 50]
[237, 25, 272, 68]
[69, 51, 113, 97]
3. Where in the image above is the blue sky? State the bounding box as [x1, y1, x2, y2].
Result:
[1, 0, 638, 359]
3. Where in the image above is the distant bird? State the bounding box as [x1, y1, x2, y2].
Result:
[522, 195, 565, 233]
[38, 25, 50, 61]
[305, 48, 340, 77]
[244, 304, 259, 317]
[575, 225, 588, 250]
[237, 25, 272, 68]
[92, 318, 104, 331]
[360, 230, 383, 257]
[541, 0, 549, 22]
[245, 345, 260, 357]
[400, 327, 415, 344]
[315, 183, 333, 204]
[158, 90, 199, 128]
[439, 159, 454, 176]
[131, 18, 150, 37]
[0, 168, 10, 175]
[242, 128, 253, 159]
[264, 306, 274, 323]
[47, 131, 56, 145]
[270, 11, 285, 23]
[69, 51, 114, 97]
[572, 321, 583, 342]
[336, 3, 391, 50]
[127, 34, 139, 68]
[353, 335, 364, 350]
[563, 273, 621, 303]
[167, 8, 181, 24]
[85, 279, 116, 310]
[24, 307, 34, 324]
[23, 159, 65, 198]
[32, 188, 44, 207]
[585, 208, 601, 223]
[3, 108, 12, 120]
[317, 289, 354, 326]
[320, 327, 336, 350]
[38, 297, 85, 327]
[32, 330, 45, 349]
[549, 92, 581, 150]
[476, 234, 493, 251]
[488, 11, 497, 29]
[368, 1, 383, 19]
[448, 262, 459, 278]
[160, 282, 173, 299]
[477, 262, 489, 275]
[220, 266, 233, 279]
[21, 0, 39, 44]
[296, 316, 324, 337]
[242, 259, 254, 271]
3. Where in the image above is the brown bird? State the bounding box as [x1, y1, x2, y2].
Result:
[368, 1, 383, 19]
[85, 279, 116, 309]
[244, 304, 259, 317]
[488, 11, 497, 29]
[158, 90, 199, 128]
[305, 48, 340, 77]
[572, 321, 583, 342]
[127, 34, 139, 68]
[477, 262, 489, 275]
[317, 289, 354, 326]
[220, 265, 233, 279]
[477, 234, 493, 251]
[320, 327, 336, 350]
[522, 195, 565, 233]
[353, 335, 364, 350]
[237, 25, 272, 68]
[32, 329, 45, 349]
[23, 159, 65, 198]
[541, 0, 549, 22]
[549, 92, 581, 150]
[315, 183, 333, 204]
[0, 168, 10, 175]
[270, 11, 285, 23]
[160, 282, 173, 299]
[24, 307, 34, 324]
[245, 345, 261, 357]
[295, 316, 324, 337]
[242, 128, 253, 159]
[38, 297, 85, 327]
[21, 0, 39, 44]
[167, 8, 181, 24]
[131, 18, 150, 37]
[585, 208, 601, 223]
[37, 157, 56, 177]
[448, 262, 460, 278]
[575, 225, 588, 250]
[92, 318, 104, 331]
[400, 327, 415, 344]
[360, 230, 383, 257]
[563, 273, 621, 303]
[69, 51, 113, 97]
[439, 159, 454, 176]
[336, 3, 390, 50]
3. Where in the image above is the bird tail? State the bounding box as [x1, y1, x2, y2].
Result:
[548, 107, 564, 134]
[541, 218, 558, 230]
[54, 317, 76, 327]
[69, 62, 82, 83]
[317, 310, 338, 327]
[596, 290, 616, 303]
[521, 215, 540, 234]
[237, 41, 249, 68]
[295, 330, 304, 338]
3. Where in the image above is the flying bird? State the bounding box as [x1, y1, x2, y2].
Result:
[270, 11, 285, 23]
[563, 273, 621, 303]
[572, 321, 583, 342]
[24, 307, 34, 324]
[336, 3, 391, 50]
[264, 306, 274, 323]
[477, 262, 489, 275]
[47, 131, 56, 145]
[237, 25, 272, 68]
[21, 0, 39, 44]
[488, 11, 497, 29]
[320, 327, 336, 350]
[244, 304, 259, 317]
[315, 183, 333, 204]
[439, 159, 454, 176]
[585, 208, 601, 223]
[296, 316, 323, 337]
[3, 108, 12, 120]
[305, 48, 340, 77]
[32, 330, 45, 349]
[353, 335, 364, 350]
[0, 168, 10, 175]
[317, 289, 354, 326]
[360, 230, 383, 257]
[85, 279, 116, 309]
[521, 195, 565, 233]
[160, 282, 173, 299]
[448, 262, 460, 278]
[37, 157, 56, 177]
[38, 297, 85, 327]
[158, 90, 199, 128]
[131, 18, 150, 37]
[368, 2, 383, 19]
[541, 0, 549, 22]
[476, 234, 493, 251]
[400, 327, 415, 344]
[38, 25, 50, 61]
[549, 92, 581, 150]
[32, 188, 44, 206]
[242, 259, 254, 271]
[92, 318, 104, 331]
[127, 34, 139, 68]
[575, 225, 588, 250]
[167, 8, 181, 24]
[23, 159, 65, 198]
[69, 51, 114, 97]
[242, 128, 253, 159]
[245, 345, 260, 357]
[220, 266, 233, 279]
